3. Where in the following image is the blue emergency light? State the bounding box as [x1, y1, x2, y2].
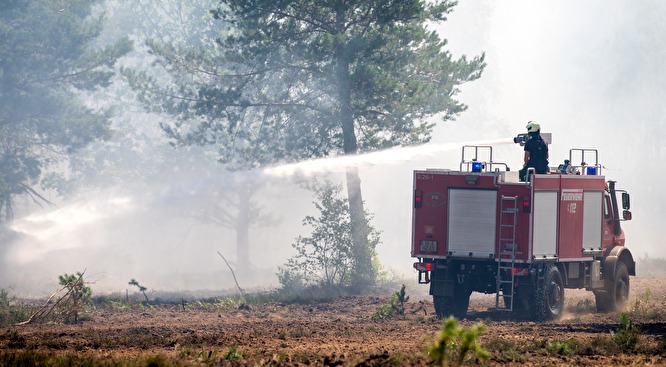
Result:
[471, 161, 484, 172]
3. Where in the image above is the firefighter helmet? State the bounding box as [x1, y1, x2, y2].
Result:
[526, 121, 540, 133]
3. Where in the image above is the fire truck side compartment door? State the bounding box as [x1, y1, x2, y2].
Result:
[583, 191, 603, 250]
[447, 188, 497, 258]
[533, 191, 557, 258]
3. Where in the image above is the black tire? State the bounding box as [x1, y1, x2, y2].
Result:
[454, 290, 471, 318]
[596, 262, 630, 312]
[530, 265, 564, 321]
[433, 289, 470, 319]
[433, 295, 453, 319]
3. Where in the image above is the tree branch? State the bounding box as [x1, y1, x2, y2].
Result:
[217, 251, 245, 297]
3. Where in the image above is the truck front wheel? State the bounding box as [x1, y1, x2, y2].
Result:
[595, 262, 630, 312]
[530, 265, 564, 321]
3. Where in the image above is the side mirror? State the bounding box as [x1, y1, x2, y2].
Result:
[623, 210, 632, 221]
[621, 192, 630, 210]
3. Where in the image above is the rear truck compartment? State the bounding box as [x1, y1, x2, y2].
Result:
[412, 146, 635, 321]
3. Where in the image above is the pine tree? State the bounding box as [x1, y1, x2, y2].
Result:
[0, 0, 131, 221]
[125, 0, 485, 288]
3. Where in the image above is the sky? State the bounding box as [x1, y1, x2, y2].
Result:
[2, 1, 664, 296]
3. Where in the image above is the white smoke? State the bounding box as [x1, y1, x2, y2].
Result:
[2, 1, 662, 296]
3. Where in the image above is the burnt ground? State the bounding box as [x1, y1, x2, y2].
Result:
[1, 277, 665, 366]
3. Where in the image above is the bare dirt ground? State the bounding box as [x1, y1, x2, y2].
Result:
[1, 278, 665, 366]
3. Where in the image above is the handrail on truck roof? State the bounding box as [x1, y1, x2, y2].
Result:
[566, 148, 602, 176]
[460, 144, 603, 177]
[460, 145, 510, 173]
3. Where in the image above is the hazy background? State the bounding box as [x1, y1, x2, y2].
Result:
[368, 0, 663, 272]
[2, 1, 663, 296]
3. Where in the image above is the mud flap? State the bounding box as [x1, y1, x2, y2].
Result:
[429, 279, 454, 296]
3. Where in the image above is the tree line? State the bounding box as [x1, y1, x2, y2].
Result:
[0, 0, 484, 288]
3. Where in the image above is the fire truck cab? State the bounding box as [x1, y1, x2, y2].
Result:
[412, 145, 634, 320]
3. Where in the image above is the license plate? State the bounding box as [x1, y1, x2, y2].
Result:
[419, 240, 438, 253]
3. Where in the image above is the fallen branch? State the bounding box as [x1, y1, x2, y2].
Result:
[17, 271, 90, 325]
[16, 285, 70, 325]
[217, 251, 245, 297]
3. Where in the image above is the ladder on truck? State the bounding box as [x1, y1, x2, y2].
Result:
[496, 196, 518, 311]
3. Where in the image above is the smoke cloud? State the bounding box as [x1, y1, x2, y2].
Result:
[2, 1, 662, 296]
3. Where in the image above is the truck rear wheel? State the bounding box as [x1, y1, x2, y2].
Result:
[530, 265, 564, 321]
[595, 262, 630, 312]
[433, 290, 470, 319]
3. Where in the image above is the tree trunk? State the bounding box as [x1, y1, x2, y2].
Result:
[236, 187, 251, 276]
[345, 167, 375, 288]
[335, 28, 375, 289]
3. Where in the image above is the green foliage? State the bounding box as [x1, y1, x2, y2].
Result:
[2, 273, 92, 325]
[624, 287, 666, 321]
[185, 0, 486, 162]
[58, 272, 92, 324]
[0, 0, 131, 220]
[485, 331, 665, 361]
[129, 278, 150, 303]
[276, 268, 306, 296]
[546, 338, 577, 356]
[0, 289, 30, 325]
[54, 1, 233, 198]
[126, 0, 484, 290]
[611, 313, 640, 352]
[428, 317, 489, 367]
[223, 345, 243, 361]
[278, 181, 380, 290]
[372, 284, 409, 321]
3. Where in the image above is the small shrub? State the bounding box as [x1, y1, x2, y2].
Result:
[546, 338, 577, 356]
[587, 335, 618, 354]
[20, 272, 92, 324]
[611, 313, 640, 352]
[0, 289, 31, 325]
[0, 289, 9, 322]
[428, 317, 489, 367]
[57, 272, 92, 324]
[216, 295, 248, 310]
[278, 181, 381, 291]
[196, 349, 217, 363]
[129, 278, 149, 303]
[631, 288, 652, 314]
[223, 345, 243, 361]
[372, 284, 409, 321]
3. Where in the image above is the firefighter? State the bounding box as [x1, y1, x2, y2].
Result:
[519, 121, 549, 181]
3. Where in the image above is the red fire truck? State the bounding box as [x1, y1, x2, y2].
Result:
[412, 145, 634, 320]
